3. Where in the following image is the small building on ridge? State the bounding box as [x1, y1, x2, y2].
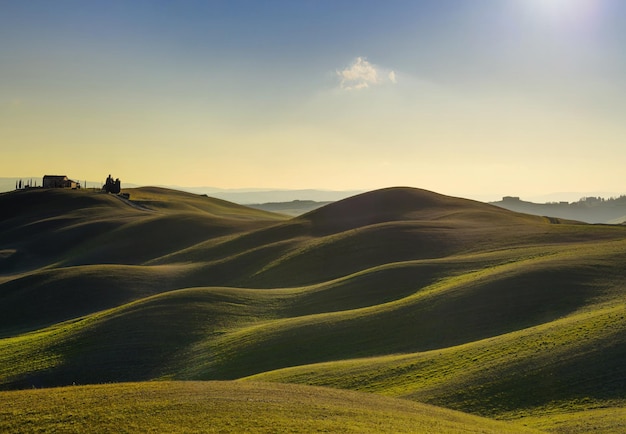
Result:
[43, 175, 80, 189]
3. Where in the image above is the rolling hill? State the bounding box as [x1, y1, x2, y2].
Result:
[0, 381, 541, 433]
[0, 187, 285, 273]
[1, 185, 625, 432]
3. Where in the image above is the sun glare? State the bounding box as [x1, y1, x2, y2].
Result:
[525, 0, 600, 26]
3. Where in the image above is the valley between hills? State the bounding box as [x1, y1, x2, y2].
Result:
[1, 186, 625, 433]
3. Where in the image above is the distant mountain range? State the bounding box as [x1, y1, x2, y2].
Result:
[491, 195, 626, 224]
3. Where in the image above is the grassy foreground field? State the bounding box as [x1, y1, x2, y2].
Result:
[1, 186, 626, 432]
[0, 381, 541, 433]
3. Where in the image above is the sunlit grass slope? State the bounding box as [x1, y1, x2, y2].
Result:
[0, 381, 541, 433]
[192, 241, 626, 380]
[0, 286, 288, 388]
[150, 187, 625, 287]
[245, 300, 626, 433]
[2, 239, 625, 394]
[0, 264, 196, 336]
[505, 404, 626, 434]
[124, 186, 287, 221]
[2, 186, 626, 432]
[245, 298, 626, 408]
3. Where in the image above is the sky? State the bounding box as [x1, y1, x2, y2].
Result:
[2, 0, 625, 201]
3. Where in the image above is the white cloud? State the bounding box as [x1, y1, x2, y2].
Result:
[337, 57, 397, 90]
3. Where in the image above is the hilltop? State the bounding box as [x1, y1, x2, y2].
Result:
[0, 187, 285, 273]
[1, 185, 626, 432]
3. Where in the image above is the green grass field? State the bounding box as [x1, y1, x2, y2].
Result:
[0, 381, 542, 433]
[1, 186, 625, 432]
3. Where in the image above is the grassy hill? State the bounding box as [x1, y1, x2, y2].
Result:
[0, 381, 541, 433]
[0, 187, 286, 272]
[1, 186, 626, 432]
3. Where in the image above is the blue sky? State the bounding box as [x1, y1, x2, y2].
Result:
[2, 0, 625, 199]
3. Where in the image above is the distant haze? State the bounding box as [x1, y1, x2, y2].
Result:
[166, 187, 363, 204]
[2, 177, 623, 207]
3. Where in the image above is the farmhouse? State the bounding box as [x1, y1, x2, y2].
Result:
[43, 175, 80, 189]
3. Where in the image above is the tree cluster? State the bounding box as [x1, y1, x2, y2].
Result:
[15, 179, 36, 189]
[104, 174, 121, 194]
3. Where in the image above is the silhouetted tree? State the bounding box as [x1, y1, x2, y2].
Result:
[104, 174, 122, 194]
